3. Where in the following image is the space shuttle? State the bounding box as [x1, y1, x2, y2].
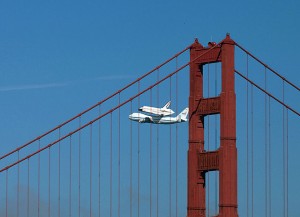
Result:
[129, 108, 189, 124]
[138, 101, 174, 116]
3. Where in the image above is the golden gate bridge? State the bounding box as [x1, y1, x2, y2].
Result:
[0, 34, 299, 217]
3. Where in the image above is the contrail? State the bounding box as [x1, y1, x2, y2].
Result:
[0, 82, 67, 92]
[0, 75, 133, 92]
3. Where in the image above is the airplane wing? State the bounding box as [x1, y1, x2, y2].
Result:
[145, 110, 170, 117]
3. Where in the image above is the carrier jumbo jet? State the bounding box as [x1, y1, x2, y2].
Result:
[138, 101, 174, 116]
[129, 108, 189, 124]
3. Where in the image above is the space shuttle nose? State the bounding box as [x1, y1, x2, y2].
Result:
[138, 107, 143, 111]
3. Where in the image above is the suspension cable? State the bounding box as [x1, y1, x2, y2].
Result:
[17, 150, 20, 217]
[0, 41, 225, 173]
[169, 76, 172, 217]
[48, 145, 51, 217]
[90, 124, 93, 217]
[175, 57, 178, 217]
[0, 44, 192, 162]
[98, 105, 101, 217]
[235, 70, 300, 117]
[138, 80, 140, 217]
[251, 84, 254, 217]
[78, 117, 81, 217]
[264, 67, 268, 217]
[283, 80, 286, 217]
[118, 93, 121, 217]
[130, 100, 133, 217]
[150, 88, 153, 217]
[156, 68, 160, 217]
[69, 136, 72, 217]
[235, 42, 300, 92]
[286, 110, 289, 217]
[6, 170, 8, 217]
[58, 128, 61, 217]
[27, 159, 30, 217]
[246, 54, 249, 217]
[269, 96, 272, 217]
[110, 112, 113, 217]
[38, 139, 41, 217]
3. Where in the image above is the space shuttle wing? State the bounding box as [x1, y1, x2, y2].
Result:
[139, 108, 164, 116]
[139, 107, 174, 116]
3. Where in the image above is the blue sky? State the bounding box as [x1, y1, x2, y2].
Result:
[0, 1, 300, 217]
[1, 0, 299, 146]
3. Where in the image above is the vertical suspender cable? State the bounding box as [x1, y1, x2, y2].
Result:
[48, 146, 51, 217]
[118, 93, 121, 217]
[110, 112, 113, 217]
[175, 57, 178, 217]
[69, 136, 72, 217]
[246, 54, 249, 217]
[264, 67, 268, 217]
[6, 170, 8, 217]
[79, 116, 81, 217]
[17, 151, 20, 217]
[138, 80, 140, 217]
[58, 128, 61, 217]
[283, 80, 285, 217]
[157, 69, 160, 217]
[286, 110, 289, 217]
[27, 159, 30, 217]
[130, 101, 133, 217]
[251, 84, 254, 217]
[90, 124, 93, 217]
[282, 80, 289, 217]
[99, 108, 102, 217]
[38, 140, 41, 217]
[169, 76, 172, 217]
[150, 88, 153, 217]
[269, 96, 271, 217]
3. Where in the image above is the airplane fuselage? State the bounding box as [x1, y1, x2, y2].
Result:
[129, 112, 185, 124]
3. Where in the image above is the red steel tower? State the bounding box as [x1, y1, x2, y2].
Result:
[188, 34, 238, 217]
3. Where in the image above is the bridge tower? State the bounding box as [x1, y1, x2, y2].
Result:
[188, 34, 238, 217]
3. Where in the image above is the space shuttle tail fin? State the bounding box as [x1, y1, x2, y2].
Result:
[162, 101, 171, 109]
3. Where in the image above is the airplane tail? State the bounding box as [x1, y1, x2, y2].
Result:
[176, 108, 189, 122]
[162, 101, 171, 110]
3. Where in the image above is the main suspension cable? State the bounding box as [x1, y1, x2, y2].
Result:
[0, 41, 225, 173]
[0, 44, 192, 161]
[235, 42, 300, 92]
[235, 70, 300, 117]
